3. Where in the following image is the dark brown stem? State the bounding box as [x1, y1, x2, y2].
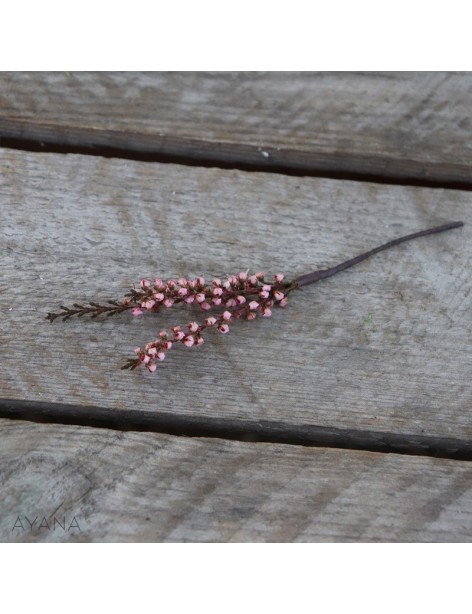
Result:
[295, 221, 464, 288]
[46, 301, 135, 322]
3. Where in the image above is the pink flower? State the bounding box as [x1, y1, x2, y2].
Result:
[212, 287, 223, 297]
[163, 341, 173, 350]
[148, 347, 157, 356]
[212, 278, 222, 287]
[259, 290, 269, 299]
[263, 285, 272, 292]
[163, 298, 174, 308]
[218, 324, 229, 334]
[238, 271, 247, 281]
[140, 278, 150, 289]
[236, 295, 246, 304]
[226, 298, 237, 307]
[274, 290, 285, 301]
[212, 297, 222, 306]
[178, 287, 188, 297]
[248, 275, 258, 286]
[256, 272, 265, 280]
[134, 347, 141, 354]
[228, 275, 238, 285]
[200, 301, 211, 310]
[184, 295, 195, 304]
[222, 311, 232, 321]
[195, 293, 206, 303]
[178, 278, 187, 287]
[154, 293, 165, 302]
[274, 273, 284, 283]
[196, 276, 205, 287]
[182, 335, 195, 347]
[132, 308, 143, 316]
[246, 312, 257, 320]
[249, 301, 259, 310]
[187, 321, 199, 333]
[171, 326, 185, 341]
[262, 307, 272, 317]
[142, 355, 150, 364]
[159, 330, 168, 339]
[144, 300, 156, 309]
[196, 336, 204, 346]
[148, 363, 157, 373]
[279, 297, 289, 307]
[153, 278, 164, 289]
[166, 279, 176, 289]
[157, 352, 166, 361]
[205, 316, 217, 326]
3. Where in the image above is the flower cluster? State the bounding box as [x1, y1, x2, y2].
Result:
[121, 272, 293, 372]
[126, 271, 289, 317]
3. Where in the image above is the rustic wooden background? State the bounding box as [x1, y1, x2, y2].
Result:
[1, 72, 471, 542]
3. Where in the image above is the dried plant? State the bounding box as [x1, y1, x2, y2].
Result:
[47, 221, 463, 373]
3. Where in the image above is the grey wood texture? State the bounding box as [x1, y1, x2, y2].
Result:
[0, 72, 471, 183]
[2, 420, 471, 542]
[1, 148, 471, 444]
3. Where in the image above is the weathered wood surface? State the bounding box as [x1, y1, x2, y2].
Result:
[1, 72, 471, 183]
[1, 148, 471, 447]
[2, 420, 471, 542]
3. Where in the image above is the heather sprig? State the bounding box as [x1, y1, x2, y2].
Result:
[47, 270, 294, 372]
[46, 221, 464, 374]
[121, 272, 291, 372]
[47, 271, 292, 322]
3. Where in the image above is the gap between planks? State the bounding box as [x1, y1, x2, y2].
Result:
[1, 399, 471, 461]
[1, 122, 472, 192]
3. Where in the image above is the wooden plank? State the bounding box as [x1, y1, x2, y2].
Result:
[1, 420, 471, 542]
[0, 72, 471, 183]
[1, 148, 471, 445]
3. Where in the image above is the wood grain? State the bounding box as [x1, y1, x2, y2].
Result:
[1, 148, 471, 445]
[1, 420, 470, 542]
[1, 72, 471, 183]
